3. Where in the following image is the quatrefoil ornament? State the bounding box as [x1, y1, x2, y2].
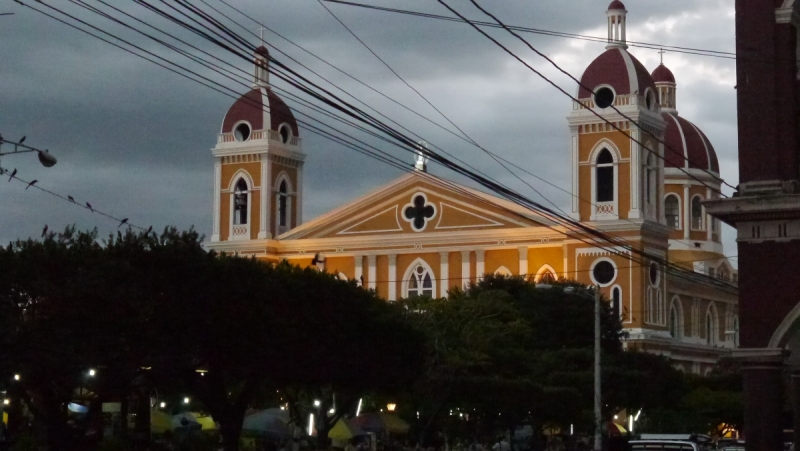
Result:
[403, 193, 436, 232]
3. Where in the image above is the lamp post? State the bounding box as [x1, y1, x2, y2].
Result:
[0, 137, 57, 168]
[537, 283, 602, 451]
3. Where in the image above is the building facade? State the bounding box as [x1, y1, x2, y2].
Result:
[206, 2, 738, 374]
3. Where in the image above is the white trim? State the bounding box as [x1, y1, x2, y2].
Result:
[769, 301, 800, 348]
[228, 170, 254, 241]
[589, 257, 618, 287]
[277, 122, 294, 144]
[611, 284, 623, 321]
[354, 255, 363, 287]
[683, 184, 691, 239]
[212, 158, 222, 241]
[535, 264, 558, 282]
[518, 247, 528, 277]
[616, 49, 639, 95]
[592, 83, 618, 109]
[461, 251, 471, 288]
[434, 202, 503, 230]
[338, 206, 403, 235]
[589, 141, 620, 221]
[232, 120, 253, 142]
[495, 266, 512, 276]
[258, 160, 270, 239]
[274, 171, 294, 235]
[705, 302, 719, 345]
[402, 257, 436, 298]
[690, 194, 705, 230]
[388, 254, 397, 301]
[440, 252, 449, 298]
[669, 295, 684, 339]
[402, 192, 437, 232]
[367, 255, 376, 290]
[665, 114, 689, 169]
[476, 250, 485, 281]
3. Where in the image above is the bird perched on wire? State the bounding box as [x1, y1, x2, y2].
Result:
[118, 218, 129, 228]
[68, 195, 75, 203]
[41, 225, 48, 238]
[146, 225, 153, 234]
[86, 202, 93, 212]
[25, 180, 37, 190]
[8, 169, 16, 182]
[19, 136, 25, 144]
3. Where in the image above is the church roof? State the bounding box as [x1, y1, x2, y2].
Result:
[651, 63, 676, 84]
[578, 48, 656, 99]
[663, 113, 720, 174]
[221, 87, 299, 137]
[607, 1, 626, 10]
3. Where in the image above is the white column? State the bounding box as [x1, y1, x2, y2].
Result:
[212, 158, 222, 241]
[518, 246, 529, 277]
[296, 161, 304, 225]
[388, 254, 397, 301]
[570, 126, 580, 219]
[367, 255, 377, 290]
[683, 184, 691, 239]
[258, 159, 270, 239]
[706, 187, 713, 241]
[628, 128, 641, 218]
[354, 255, 363, 287]
[461, 251, 471, 288]
[476, 250, 485, 281]
[439, 252, 449, 298]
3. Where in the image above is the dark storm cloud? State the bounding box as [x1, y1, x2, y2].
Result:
[0, 0, 738, 259]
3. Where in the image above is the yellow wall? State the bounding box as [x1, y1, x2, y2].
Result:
[375, 255, 388, 299]
[326, 256, 354, 280]
[485, 249, 518, 275]
[528, 246, 564, 278]
[449, 251, 462, 293]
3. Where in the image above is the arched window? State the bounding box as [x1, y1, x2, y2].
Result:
[645, 152, 657, 207]
[278, 180, 289, 228]
[494, 266, 512, 276]
[611, 286, 621, 320]
[665, 194, 680, 229]
[705, 305, 718, 345]
[406, 262, 435, 298]
[596, 149, 614, 203]
[656, 291, 664, 325]
[691, 196, 704, 230]
[535, 265, 558, 284]
[669, 304, 679, 338]
[646, 288, 655, 324]
[233, 178, 248, 225]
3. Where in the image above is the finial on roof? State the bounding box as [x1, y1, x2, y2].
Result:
[415, 141, 429, 172]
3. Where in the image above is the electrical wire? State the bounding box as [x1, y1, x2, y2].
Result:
[18, 0, 737, 294]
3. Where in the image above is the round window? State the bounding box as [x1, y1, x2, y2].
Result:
[594, 87, 615, 109]
[649, 262, 659, 286]
[279, 124, 291, 144]
[234, 123, 251, 142]
[592, 260, 616, 286]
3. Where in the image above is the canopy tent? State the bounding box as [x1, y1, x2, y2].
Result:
[151, 410, 173, 434]
[172, 412, 217, 431]
[351, 413, 409, 434]
[328, 418, 367, 440]
[242, 408, 294, 438]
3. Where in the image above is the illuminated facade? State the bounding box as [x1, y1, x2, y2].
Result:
[205, 3, 738, 374]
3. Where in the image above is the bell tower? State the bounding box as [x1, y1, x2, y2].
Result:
[567, 1, 666, 224]
[210, 46, 304, 243]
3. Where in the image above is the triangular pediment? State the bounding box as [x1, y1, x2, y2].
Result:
[281, 173, 555, 240]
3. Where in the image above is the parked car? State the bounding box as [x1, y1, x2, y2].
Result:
[629, 440, 703, 451]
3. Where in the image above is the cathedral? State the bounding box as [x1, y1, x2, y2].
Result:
[205, 1, 738, 374]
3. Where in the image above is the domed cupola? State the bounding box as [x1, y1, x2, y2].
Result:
[577, 2, 658, 111]
[652, 63, 677, 114]
[219, 46, 299, 146]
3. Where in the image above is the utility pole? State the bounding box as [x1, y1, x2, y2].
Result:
[594, 287, 602, 451]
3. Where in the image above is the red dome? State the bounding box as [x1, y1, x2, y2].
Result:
[662, 113, 719, 174]
[608, 0, 626, 10]
[651, 64, 675, 84]
[221, 87, 299, 137]
[578, 48, 656, 99]
[255, 45, 269, 57]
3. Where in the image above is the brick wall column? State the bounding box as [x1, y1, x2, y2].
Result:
[736, 349, 786, 451]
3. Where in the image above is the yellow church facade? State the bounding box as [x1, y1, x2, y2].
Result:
[205, 3, 738, 374]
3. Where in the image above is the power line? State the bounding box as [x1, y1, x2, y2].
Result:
[321, 0, 739, 61]
[20, 0, 737, 294]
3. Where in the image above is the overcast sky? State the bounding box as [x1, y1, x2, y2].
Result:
[0, 0, 738, 262]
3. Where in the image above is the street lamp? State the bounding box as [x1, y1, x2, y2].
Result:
[0, 137, 57, 168]
[13, 374, 19, 381]
[183, 397, 190, 404]
[537, 283, 602, 451]
[386, 403, 397, 412]
[88, 369, 96, 377]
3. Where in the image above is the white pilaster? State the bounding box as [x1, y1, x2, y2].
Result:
[212, 158, 222, 241]
[440, 252, 449, 298]
[354, 255, 363, 287]
[518, 246, 529, 277]
[476, 250, 485, 281]
[683, 184, 691, 239]
[706, 187, 713, 241]
[461, 251, 471, 288]
[570, 126, 580, 219]
[368, 255, 376, 290]
[628, 127, 641, 218]
[258, 159, 270, 239]
[388, 254, 397, 301]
